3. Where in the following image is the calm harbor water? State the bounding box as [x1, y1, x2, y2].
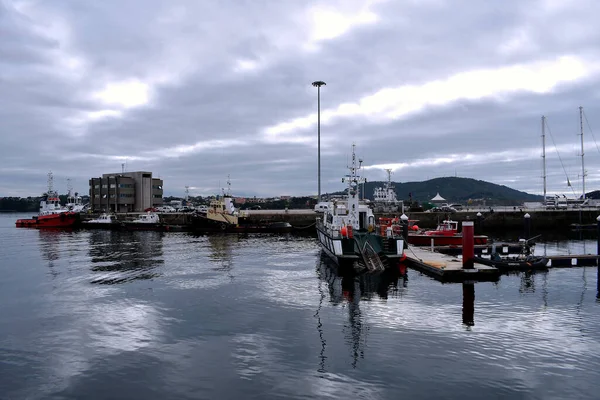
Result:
[1, 213, 600, 399]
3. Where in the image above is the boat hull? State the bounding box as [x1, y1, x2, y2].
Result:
[121, 222, 169, 232]
[81, 222, 122, 230]
[316, 225, 405, 271]
[474, 256, 548, 271]
[16, 212, 79, 228]
[408, 233, 488, 246]
[191, 215, 293, 234]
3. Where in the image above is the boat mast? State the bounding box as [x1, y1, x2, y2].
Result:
[541, 116, 546, 204]
[579, 106, 586, 200]
[342, 144, 364, 227]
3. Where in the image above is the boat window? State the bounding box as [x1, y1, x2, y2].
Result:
[327, 214, 333, 224]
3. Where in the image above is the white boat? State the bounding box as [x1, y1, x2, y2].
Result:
[131, 212, 160, 224]
[82, 213, 120, 229]
[122, 212, 167, 231]
[316, 144, 407, 273]
[372, 169, 403, 213]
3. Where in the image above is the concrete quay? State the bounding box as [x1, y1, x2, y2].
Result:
[385, 209, 600, 231]
[84, 208, 600, 232]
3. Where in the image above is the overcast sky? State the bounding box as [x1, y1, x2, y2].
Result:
[2, 0, 600, 198]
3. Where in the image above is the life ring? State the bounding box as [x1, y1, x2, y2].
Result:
[220, 222, 227, 231]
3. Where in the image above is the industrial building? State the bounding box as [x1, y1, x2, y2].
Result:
[89, 171, 163, 212]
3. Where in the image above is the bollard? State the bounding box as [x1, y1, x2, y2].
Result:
[462, 282, 475, 327]
[462, 221, 474, 269]
[524, 213, 531, 239]
[400, 214, 409, 249]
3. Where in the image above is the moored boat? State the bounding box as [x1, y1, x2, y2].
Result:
[122, 212, 169, 231]
[190, 177, 293, 233]
[474, 255, 549, 271]
[407, 219, 488, 246]
[82, 213, 120, 229]
[316, 144, 406, 273]
[16, 172, 79, 229]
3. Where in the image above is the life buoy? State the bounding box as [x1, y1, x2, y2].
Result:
[220, 222, 227, 231]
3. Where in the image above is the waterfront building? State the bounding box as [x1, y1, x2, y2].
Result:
[89, 171, 163, 212]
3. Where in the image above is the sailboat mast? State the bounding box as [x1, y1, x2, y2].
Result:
[541, 116, 546, 204]
[579, 106, 586, 200]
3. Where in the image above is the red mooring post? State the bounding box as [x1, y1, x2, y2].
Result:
[462, 221, 475, 269]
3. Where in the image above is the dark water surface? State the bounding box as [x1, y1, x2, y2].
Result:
[1, 213, 600, 399]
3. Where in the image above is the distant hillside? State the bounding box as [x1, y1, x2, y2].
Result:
[359, 177, 542, 205]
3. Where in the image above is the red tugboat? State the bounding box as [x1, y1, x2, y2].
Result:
[16, 172, 79, 229]
[406, 219, 488, 246]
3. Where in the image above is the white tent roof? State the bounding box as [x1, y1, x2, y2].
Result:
[431, 192, 446, 201]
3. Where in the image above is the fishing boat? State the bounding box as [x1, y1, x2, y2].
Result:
[407, 219, 488, 246]
[81, 213, 120, 229]
[16, 172, 79, 228]
[316, 144, 406, 273]
[190, 177, 293, 233]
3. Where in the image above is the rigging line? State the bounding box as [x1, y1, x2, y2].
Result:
[582, 110, 600, 155]
[544, 118, 577, 197]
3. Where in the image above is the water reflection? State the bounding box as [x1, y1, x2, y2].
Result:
[519, 271, 536, 294]
[38, 229, 65, 278]
[87, 230, 164, 284]
[315, 252, 408, 369]
[207, 234, 236, 280]
[462, 283, 475, 328]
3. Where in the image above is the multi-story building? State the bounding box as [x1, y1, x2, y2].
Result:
[89, 171, 163, 212]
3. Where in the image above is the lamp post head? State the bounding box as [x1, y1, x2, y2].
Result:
[312, 81, 326, 88]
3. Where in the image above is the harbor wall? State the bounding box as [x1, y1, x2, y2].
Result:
[84, 209, 600, 232]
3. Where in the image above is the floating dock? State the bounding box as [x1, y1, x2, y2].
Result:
[434, 243, 525, 256]
[546, 254, 599, 267]
[405, 247, 500, 283]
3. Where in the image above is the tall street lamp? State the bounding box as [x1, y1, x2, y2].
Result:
[312, 80, 326, 203]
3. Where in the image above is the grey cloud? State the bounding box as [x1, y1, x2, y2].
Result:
[1, 0, 600, 197]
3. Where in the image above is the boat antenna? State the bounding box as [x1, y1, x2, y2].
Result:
[542, 115, 547, 204]
[358, 158, 363, 200]
[579, 106, 586, 199]
[47, 171, 54, 196]
[67, 177, 73, 198]
[185, 186, 190, 201]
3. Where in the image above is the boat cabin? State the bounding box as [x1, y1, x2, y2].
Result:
[425, 220, 459, 236]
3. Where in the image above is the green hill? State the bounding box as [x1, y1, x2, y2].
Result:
[359, 177, 542, 205]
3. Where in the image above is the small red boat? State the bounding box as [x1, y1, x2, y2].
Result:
[407, 220, 488, 246]
[16, 189, 79, 229]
